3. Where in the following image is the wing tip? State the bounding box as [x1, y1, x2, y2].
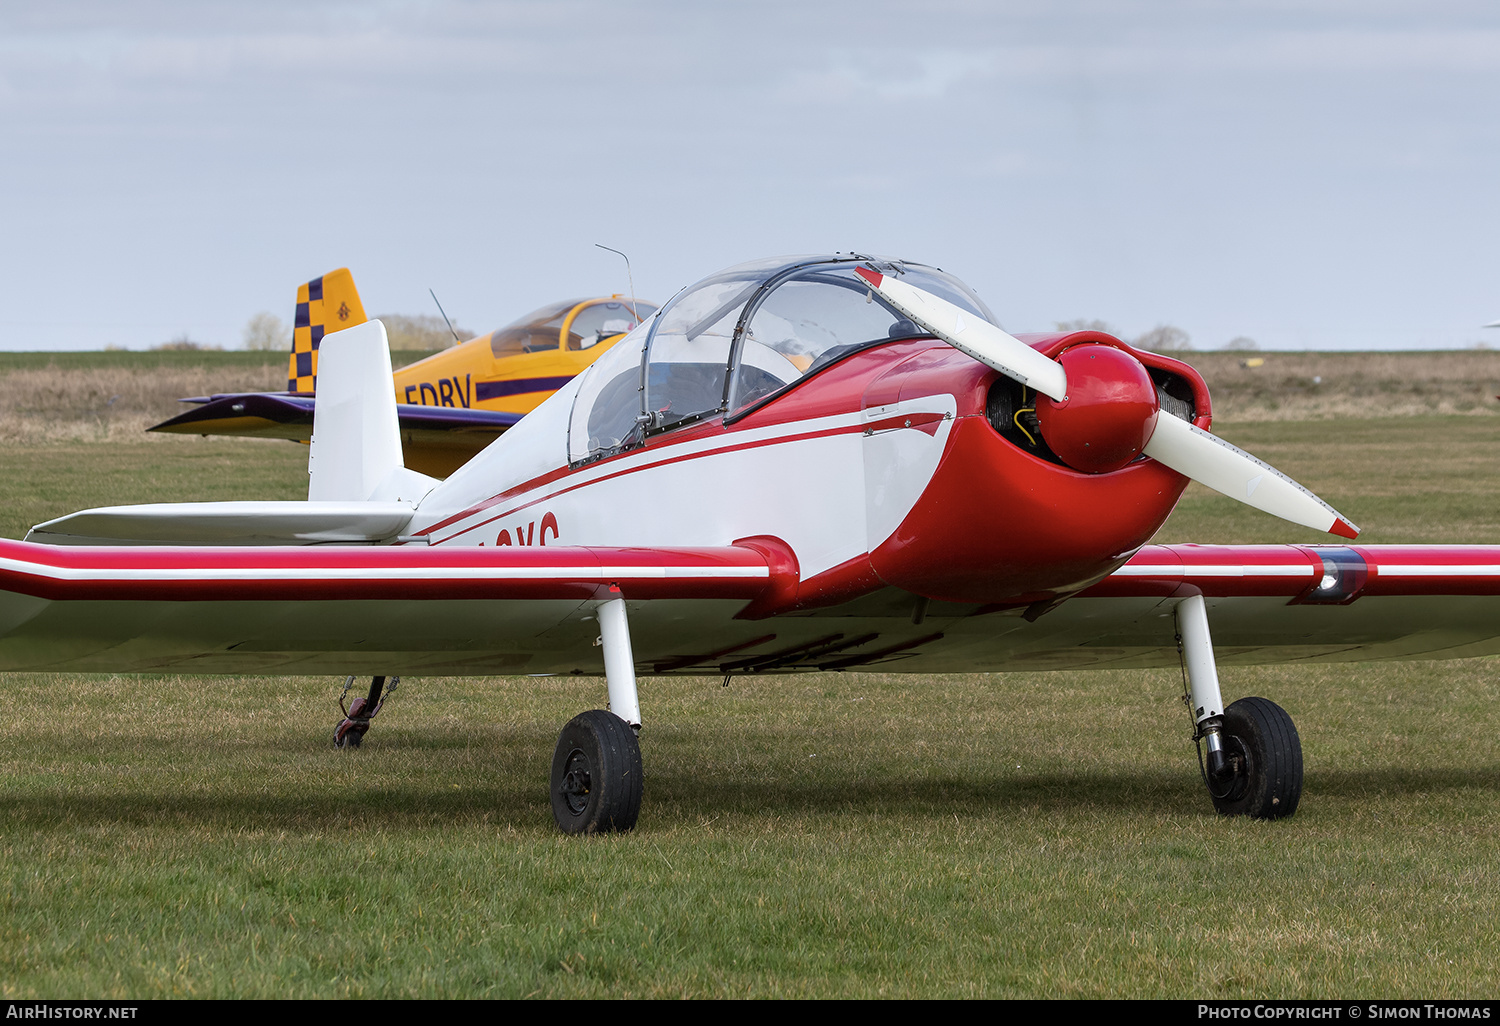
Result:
[1330, 517, 1360, 540]
[854, 266, 883, 288]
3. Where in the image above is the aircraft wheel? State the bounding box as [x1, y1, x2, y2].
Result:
[550, 710, 643, 835]
[1209, 696, 1303, 820]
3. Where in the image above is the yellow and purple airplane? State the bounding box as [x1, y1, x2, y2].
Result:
[151, 269, 657, 476]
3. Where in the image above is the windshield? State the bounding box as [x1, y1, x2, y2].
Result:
[567, 312, 656, 463]
[500, 299, 582, 331]
[727, 262, 995, 415]
[566, 299, 658, 350]
[641, 263, 783, 430]
[567, 255, 997, 461]
[488, 299, 587, 358]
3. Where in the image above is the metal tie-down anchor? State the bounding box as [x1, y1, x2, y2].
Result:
[334, 675, 399, 748]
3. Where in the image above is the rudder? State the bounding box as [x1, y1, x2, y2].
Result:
[287, 268, 368, 393]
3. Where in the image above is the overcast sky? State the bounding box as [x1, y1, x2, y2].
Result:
[2, 1, 1498, 351]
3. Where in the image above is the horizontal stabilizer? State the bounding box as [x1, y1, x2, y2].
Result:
[149, 394, 520, 477]
[25, 501, 418, 546]
[151, 392, 318, 441]
[152, 392, 523, 437]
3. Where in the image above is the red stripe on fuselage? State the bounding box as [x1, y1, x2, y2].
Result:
[419, 339, 957, 539]
[429, 413, 952, 544]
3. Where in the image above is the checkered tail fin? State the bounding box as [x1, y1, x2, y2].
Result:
[287, 268, 368, 393]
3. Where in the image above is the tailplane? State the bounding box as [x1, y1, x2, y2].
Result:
[288, 268, 368, 393]
[32, 317, 436, 546]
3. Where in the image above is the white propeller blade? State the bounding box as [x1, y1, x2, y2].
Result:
[1143, 413, 1359, 538]
[857, 265, 1359, 538]
[855, 267, 1069, 401]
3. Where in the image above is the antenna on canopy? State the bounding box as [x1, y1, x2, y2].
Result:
[594, 244, 641, 324]
[429, 289, 463, 345]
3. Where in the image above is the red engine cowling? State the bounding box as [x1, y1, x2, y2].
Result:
[865, 337, 1211, 604]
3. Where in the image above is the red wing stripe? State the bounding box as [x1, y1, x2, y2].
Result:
[1111, 564, 1314, 577]
[0, 541, 778, 603]
[1092, 544, 1500, 599]
[1374, 565, 1500, 576]
[0, 559, 769, 582]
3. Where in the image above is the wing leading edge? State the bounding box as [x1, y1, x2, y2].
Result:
[0, 540, 783, 675]
[1085, 544, 1500, 600]
[0, 540, 1496, 676]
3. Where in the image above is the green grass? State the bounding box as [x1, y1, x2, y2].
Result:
[1155, 417, 1500, 544]
[1, 664, 1495, 997]
[0, 418, 1496, 997]
[0, 438, 308, 539]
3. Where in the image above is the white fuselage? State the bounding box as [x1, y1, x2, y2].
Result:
[409, 377, 957, 580]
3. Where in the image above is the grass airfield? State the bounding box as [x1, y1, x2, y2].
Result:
[0, 351, 1497, 998]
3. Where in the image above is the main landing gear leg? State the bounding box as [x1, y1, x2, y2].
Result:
[550, 593, 644, 835]
[334, 675, 399, 749]
[1175, 595, 1302, 819]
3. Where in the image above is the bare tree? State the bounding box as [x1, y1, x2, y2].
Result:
[1054, 318, 1115, 334]
[243, 312, 290, 351]
[1133, 325, 1192, 352]
[154, 333, 221, 352]
[376, 313, 473, 351]
[1221, 336, 1258, 351]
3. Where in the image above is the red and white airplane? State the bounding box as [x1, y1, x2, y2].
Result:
[8, 254, 1500, 834]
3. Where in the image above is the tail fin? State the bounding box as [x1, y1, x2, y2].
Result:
[308, 319, 403, 501]
[287, 268, 368, 393]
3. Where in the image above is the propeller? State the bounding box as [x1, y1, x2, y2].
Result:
[854, 266, 1359, 539]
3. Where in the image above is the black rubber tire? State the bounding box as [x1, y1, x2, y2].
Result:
[334, 724, 362, 749]
[550, 710, 643, 835]
[1210, 696, 1303, 820]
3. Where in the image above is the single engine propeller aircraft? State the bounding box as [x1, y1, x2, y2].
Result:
[10, 254, 1500, 834]
[149, 268, 658, 476]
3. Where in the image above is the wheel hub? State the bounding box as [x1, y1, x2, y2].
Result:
[559, 748, 593, 815]
[1207, 735, 1251, 802]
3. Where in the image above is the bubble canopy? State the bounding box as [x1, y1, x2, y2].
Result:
[567, 255, 996, 464]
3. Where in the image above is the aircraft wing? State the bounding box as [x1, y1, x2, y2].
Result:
[1052, 543, 1500, 667]
[149, 394, 522, 477]
[917, 544, 1500, 674]
[0, 540, 1496, 676]
[0, 540, 780, 675]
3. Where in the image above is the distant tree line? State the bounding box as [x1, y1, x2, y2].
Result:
[234, 312, 473, 352]
[1053, 319, 1258, 352]
[153, 333, 222, 352]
